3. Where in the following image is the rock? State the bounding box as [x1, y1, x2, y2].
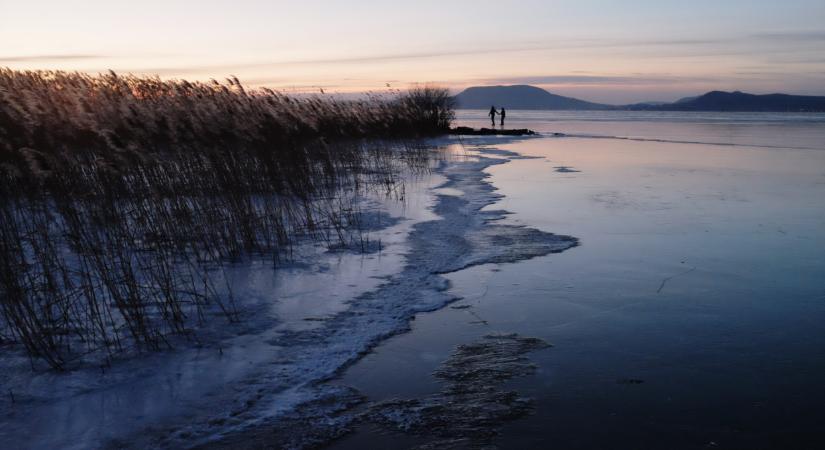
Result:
[449, 127, 536, 136]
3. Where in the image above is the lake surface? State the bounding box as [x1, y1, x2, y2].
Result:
[334, 111, 825, 449]
[2, 111, 823, 449]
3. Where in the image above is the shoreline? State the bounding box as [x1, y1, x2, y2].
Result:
[0, 136, 578, 450]
[182, 139, 578, 449]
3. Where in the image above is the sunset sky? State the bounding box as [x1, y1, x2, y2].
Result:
[1, 0, 824, 103]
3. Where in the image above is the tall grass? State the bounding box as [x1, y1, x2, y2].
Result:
[0, 69, 453, 369]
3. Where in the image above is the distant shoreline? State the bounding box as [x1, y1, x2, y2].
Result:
[454, 85, 825, 112]
[454, 107, 825, 113]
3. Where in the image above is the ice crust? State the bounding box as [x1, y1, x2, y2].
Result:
[0, 140, 577, 450]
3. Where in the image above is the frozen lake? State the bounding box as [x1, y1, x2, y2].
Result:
[334, 111, 825, 449]
[2, 111, 824, 449]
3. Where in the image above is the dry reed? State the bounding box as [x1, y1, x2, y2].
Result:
[0, 69, 453, 369]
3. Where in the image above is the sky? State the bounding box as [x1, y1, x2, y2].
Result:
[1, 0, 824, 104]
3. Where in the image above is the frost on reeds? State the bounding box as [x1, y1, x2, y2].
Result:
[0, 69, 454, 369]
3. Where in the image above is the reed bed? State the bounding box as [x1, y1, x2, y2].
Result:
[0, 69, 453, 369]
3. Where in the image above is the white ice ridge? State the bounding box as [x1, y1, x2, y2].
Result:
[1, 140, 578, 450]
[149, 143, 578, 450]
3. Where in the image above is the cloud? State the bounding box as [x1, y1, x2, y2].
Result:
[751, 31, 825, 42]
[66, 36, 743, 77]
[482, 74, 717, 86]
[763, 55, 825, 65]
[124, 46, 537, 75]
[0, 54, 105, 63]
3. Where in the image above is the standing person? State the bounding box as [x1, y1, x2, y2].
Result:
[488, 105, 497, 127]
[500, 107, 506, 127]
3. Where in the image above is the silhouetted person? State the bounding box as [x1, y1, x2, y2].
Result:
[488, 106, 497, 126]
[500, 108, 506, 127]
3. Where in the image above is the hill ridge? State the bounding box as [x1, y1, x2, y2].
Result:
[454, 85, 825, 112]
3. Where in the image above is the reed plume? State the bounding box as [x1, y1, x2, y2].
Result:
[0, 69, 453, 369]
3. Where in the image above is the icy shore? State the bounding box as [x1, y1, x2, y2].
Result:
[0, 138, 577, 449]
[193, 140, 577, 449]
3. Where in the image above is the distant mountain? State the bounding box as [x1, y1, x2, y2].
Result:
[454, 85, 825, 112]
[674, 95, 699, 104]
[622, 100, 670, 109]
[627, 91, 825, 112]
[454, 85, 610, 110]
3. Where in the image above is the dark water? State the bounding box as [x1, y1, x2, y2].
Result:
[334, 112, 825, 449]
